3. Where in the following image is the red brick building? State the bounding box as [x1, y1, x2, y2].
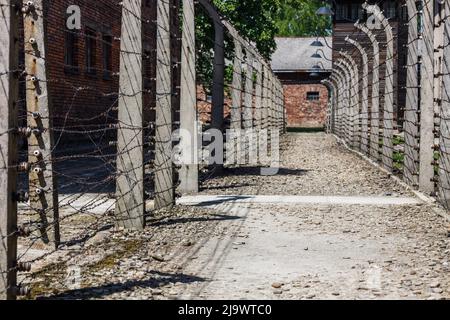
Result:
[23, 0, 176, 149]
[272, 37, 332, 129]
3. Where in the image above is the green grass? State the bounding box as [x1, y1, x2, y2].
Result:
[393, 135, 405, 146]
[393, 151, 404, 171]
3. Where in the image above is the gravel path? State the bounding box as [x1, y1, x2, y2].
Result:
[22, 133, 449, 300]
[201, 133, 412, 197]
[179, 202, 449, 300]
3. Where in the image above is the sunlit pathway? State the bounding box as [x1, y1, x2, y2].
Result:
[178, 133, 450, 300]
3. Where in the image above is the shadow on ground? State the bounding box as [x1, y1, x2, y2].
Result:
[147, 213, 242, 227]
[219, 167, 309, 177]
[37, 271, 206, 300]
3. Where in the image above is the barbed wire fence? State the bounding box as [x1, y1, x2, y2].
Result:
[0, 0, 285, 300]
[328, 0, 450, 206]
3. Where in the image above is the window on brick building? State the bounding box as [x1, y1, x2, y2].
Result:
[143, 42, 153, 89]
[335, 4, 348, 21]
[306, 91, 320, 101]
[64, 29, 78, 73]
[350, 3, 363, 21]
[383, 1, 397, 19]
[102, 34, 112, 80]
[85, 28, 97, 75]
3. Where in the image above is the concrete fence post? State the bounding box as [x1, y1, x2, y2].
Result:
[211, 21, 225, 132]
[116, 0, 145, 229]
[403, 0, 421, 189]
[155, 0, 175, 209]
[417, 0, 436, 194]
[178, 0, 199, 194]
[0, 0, 20, 300]
[433, 0, 445, 199]
[23, 0, 60, 246]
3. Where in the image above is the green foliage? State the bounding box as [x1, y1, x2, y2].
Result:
[275, 0, 332, 37]
[212, 0, 280, 60]
[195, 0, 279, 93]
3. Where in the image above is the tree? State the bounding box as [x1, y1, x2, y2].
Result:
[275, 0, 332, 37]
[211, 0, 280, 60]
[196, 0, 280, 93]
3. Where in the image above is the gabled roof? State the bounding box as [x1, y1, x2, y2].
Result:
[271, 37, 333, 72]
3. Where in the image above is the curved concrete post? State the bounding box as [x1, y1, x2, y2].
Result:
[331, 73, 344, 137]
[322, 79, 335, 133]
[330, 74, 342, 133]
[335, 71, 347, 140]
[363, 2, 395, 172]
[335, 59, 355, 147]
[334, 61, 352, 144]
[332, 69, 347, 140]
[345, 37, 369, 154]
[355, 20, 380, 162]
[339, 51, 360, 150]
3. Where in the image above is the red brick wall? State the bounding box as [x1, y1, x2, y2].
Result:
[46, 0, 123, 132]
[283, 84, 328, 128]
[38, 0, 170, 146]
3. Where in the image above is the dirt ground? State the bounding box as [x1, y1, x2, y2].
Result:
[19, 133, 450, 300]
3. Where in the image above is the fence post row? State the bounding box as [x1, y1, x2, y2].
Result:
[331, 66, 343, 138]
[339, 51, 360, 150]
[330, 1, 450, 201]
[329, 76, 338, 134]
[345, 37, 369, 155]
[354, 21, 380, 162]
[329, 74, 340, 133]
[331, 72, 344, 138]
[334, 60, 352, 145]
